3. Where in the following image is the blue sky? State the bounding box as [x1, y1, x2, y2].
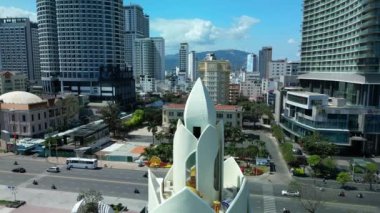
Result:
[0, 0, 302, 60]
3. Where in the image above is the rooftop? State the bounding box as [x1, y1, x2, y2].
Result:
[0, 91, 44, 104]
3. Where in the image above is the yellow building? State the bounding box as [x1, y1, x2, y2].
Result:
[198, 53, 230, 104]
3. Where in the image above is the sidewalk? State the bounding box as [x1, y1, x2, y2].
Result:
[0, 184, 146, 213]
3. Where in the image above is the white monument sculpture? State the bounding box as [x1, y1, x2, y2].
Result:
[147, 79, 249, 212]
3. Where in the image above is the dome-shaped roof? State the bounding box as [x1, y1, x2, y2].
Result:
[0, 91, 44, 104]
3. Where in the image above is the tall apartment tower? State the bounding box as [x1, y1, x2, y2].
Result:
[179, 43, 189, 75]
[198, 53, 231, 104]
[188, 51, 197, 82]
[246, 53, 258, 73]
[258, 47, 272, 79]
[0, 18, 41, 83]
[279, 0, 380, 155]
[124, 4, 149, 68]
[134, 37, 165, 92]
[37, 0, 135, 106]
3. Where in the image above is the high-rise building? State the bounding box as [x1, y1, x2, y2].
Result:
[279, 0, 380, 155]
[124, 4, 149, 67]
[134, 37, 165, 92]
[246, 53, 258, 73]
[0, 18, 40, 83]
[179, 43, 189, 75]
[188, 51, 197, 82]
[198, 53, 230, 104]
[37, 0, 135, 106]
[258, 47, 272, 79]
[267, 59, 298, 80]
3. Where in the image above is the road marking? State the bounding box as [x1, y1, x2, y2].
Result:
[262, 184, 277, 213]
[0, 170, 148, 187]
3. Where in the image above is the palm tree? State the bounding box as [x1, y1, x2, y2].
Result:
[99, 102, 121, 136]
[147, 122, 158, 145]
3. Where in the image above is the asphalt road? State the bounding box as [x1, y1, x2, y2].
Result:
[0, 155, 166, 200]
[244, 129, 380, 212]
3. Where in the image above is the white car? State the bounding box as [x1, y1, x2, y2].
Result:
[281, 190, 300, 197]
[46, 166, 60, 173]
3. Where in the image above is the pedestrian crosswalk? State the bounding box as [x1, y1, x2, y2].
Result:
[262, 184, 277, 213]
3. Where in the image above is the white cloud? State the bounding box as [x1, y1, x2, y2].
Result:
[0, 7, 37, 22]
[227, 15, 260, 39]
[287, 38, 296, 44]
[151, 15, 259, 53]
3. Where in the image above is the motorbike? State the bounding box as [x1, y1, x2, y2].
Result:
[339, 191, 345, 197]
[14, 161, 18, 165]
[357, 193, 363, 198]
[33, 180, 38, 185]
[134, 188, 140, 194]
[51, 184, 57, 190]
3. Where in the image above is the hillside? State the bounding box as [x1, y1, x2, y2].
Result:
[165, 49, 249, 71]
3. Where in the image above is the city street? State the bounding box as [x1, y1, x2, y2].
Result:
[245, 129, 380, 212]
[0, 155, 166, 200]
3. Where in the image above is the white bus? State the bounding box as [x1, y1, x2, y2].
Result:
[66, 158, 98, 169]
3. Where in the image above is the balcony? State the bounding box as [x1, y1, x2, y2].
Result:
[283, 114, 351, 130]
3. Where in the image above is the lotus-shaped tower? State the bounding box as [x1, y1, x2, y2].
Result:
[147, 79, 249, 213]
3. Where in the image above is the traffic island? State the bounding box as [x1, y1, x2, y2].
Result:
[1, 200, 26, 208]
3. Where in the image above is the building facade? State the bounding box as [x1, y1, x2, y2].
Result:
[187, 51, 197, 82]
[179, 43, 189, 74]
[279, 0, 380, 155]
[246, 53, 258, 73]
[0, 71, 28, 94]
[124, 4, 149, 67]
[228, 83, 240, 104]
[240, 72, 262, 101]
[162, 103, 243, 128]
[258, 46, 272, 79]
[198, 53, 230, 104]
[134, 37, 165, 92]
[37, 0, 135, 107]
[0, 18, 40, 83]
[0, 91, 79, 138]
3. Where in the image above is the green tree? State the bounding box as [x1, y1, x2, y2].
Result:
[271, 124, 285, 143]
[62, 94, 79, 129]
[147, 121, 158, 145]
[100, 102, 121, 136]
[363, 163, 378, 190]
[77, 189, 103, 213]
[280, 142, 296, 164]
[336, 172, 351, 188]
[124, 109, 144, 129]
[307, 155, 321, 167]
[302, 133, 337, 158]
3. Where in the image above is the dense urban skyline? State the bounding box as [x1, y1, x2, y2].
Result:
[0, 0, 302, 60]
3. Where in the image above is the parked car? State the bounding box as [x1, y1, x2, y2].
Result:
[46, 167, 60, 173]
[281, 190, 300, 197]
[12, 167, 26, 173]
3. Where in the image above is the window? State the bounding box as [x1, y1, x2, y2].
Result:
[177, 112, 183, 117]
[169, 112, 174, 116]
[217, 113, 223, 118]
[227, 114, 232, 119]
[22, 115, 26, 122]
[38, 124, 41, 131]
[31, 114, 34, 121]
[38, 113, 41, 120]
[23, 126, 26, 133]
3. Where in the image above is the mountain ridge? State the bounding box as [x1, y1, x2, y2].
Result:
[165, 49, 250, 71]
